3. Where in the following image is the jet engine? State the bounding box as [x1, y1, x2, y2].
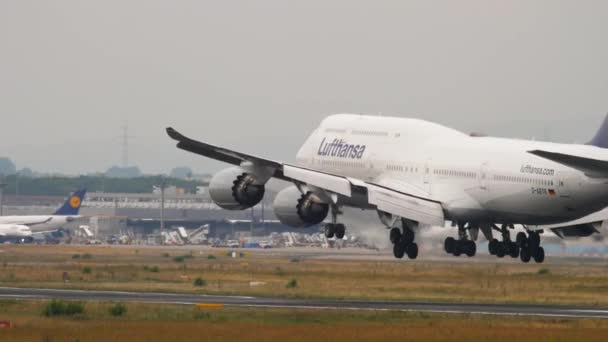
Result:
[273, 186, 329, 227]
[209, 167, 266, 210]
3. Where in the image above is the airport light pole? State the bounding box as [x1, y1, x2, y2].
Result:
[0, 178, 6, 216]
[159, 177, 167, 235]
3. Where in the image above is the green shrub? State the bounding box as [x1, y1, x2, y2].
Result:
[82, 267, 92, 274]
[193, 277, 207, 287]
[173, 255, 194, 263]
[207, 255, 216, 260]
[65, 302, 85, 316]
[109, 303, 127, 317]
[82, 253, 93, 260]
[43, 300, 85, 317]
[290, 258, 301, 263]
[173, 256, 186, 263]
[537, 268, 551, 275]
[143, 265, 160, 273]
[286, 278, 298, 289]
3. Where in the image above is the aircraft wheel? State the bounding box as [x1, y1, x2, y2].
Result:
[520, 247, 531, 263]
[509, 242, 520, 258]
[465, 241, 476, 257]
[401, 229, 414, 245]
[324, 224, 335, 239]
[528, 232, 540, 249]
[516, 232, 527, 247]
[444, 237, 456, 254]
[453, 243, 462, 257]
[335, 224, 346, 239]
[495, 243, 505, 258]
[488, 239, 499, 255]
[390, 228, 402, 244]
[393, 242, 406, 259]
[533, 247, 545, 263]
[406, 243, 418, 260]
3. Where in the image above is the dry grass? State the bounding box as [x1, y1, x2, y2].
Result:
[1, 300, 608, 342]
[1, 245, 608, 305]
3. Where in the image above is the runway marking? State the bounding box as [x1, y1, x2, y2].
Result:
[196, 303, 225, 309]
[0, 287, 255, 300]
[2, 287, 608, 319]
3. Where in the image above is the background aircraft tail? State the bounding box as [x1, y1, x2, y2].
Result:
[588, 114, 608, 148]
[53, 189, 87, 215]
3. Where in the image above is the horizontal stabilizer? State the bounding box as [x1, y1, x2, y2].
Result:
[528, 150, 608, 178]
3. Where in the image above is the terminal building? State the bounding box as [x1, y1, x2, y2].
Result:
[0, 190, 319, 243]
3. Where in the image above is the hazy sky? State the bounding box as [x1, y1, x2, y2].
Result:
[1, 1, 607, 174]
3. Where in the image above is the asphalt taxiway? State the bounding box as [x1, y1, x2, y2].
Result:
[1, 287, 608, 319]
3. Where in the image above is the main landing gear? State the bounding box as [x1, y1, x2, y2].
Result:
[516, 230, 544, 263]
[444, 222, 476, 257]
[390, 220, 419, 260]
[324, 205, 346, 239]
[324, 223, 346, 239]
[488, 225, 544, 263]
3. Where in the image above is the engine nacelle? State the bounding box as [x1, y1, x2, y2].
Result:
[209, 167, 266, 210]
[273, 186, 329, 228]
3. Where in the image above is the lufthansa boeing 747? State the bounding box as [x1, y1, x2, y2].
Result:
[167, 114, 608, 263]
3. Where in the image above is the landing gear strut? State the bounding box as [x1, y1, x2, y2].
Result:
[444, 222, 476, 257]
[390, 219, 418, 260]
[488, 224, 519, 259]
[324, 205, 346, 239]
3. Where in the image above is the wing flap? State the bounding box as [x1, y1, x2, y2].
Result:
[367, 184, 445, 226]
[283, 165, 352, 197]
[539, 207, 608, 239]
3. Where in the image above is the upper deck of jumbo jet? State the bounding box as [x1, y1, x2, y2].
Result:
[319, 114, 469, 141]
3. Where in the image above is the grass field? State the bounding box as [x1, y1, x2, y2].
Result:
[2, 300, 608, 342]
[1, 245, 608, 305]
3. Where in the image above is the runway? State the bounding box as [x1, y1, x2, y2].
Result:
[2, 287, 608, 319]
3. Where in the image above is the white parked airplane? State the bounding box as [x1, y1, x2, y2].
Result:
[0, 189, 87, 242]
[0, 224, 33, 242]
[167, 114, 608, 263]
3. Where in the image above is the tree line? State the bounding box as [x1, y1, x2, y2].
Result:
[0, 175, 207, 196]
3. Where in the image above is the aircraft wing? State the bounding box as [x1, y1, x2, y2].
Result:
[166, 127, 284, 174]
[22, 217, 53, 227]
[167, 128, 445, 226]
[537, 208, 608, 238]
[31, 229, 60, 235]
[528, 150, 608, 178]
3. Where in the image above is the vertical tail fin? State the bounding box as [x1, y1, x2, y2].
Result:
[588, 114, 608, 148]
[54, 189, 87, 215]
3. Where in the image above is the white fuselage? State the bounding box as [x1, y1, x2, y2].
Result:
[0, 215, 76, 233]
[294, 114, 608, 225]
[0, 224, 32, 239]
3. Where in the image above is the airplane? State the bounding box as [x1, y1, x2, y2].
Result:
[166, 114, 608, 263]
[0, 224, 33, 243]
[0, 189, 87, 238]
